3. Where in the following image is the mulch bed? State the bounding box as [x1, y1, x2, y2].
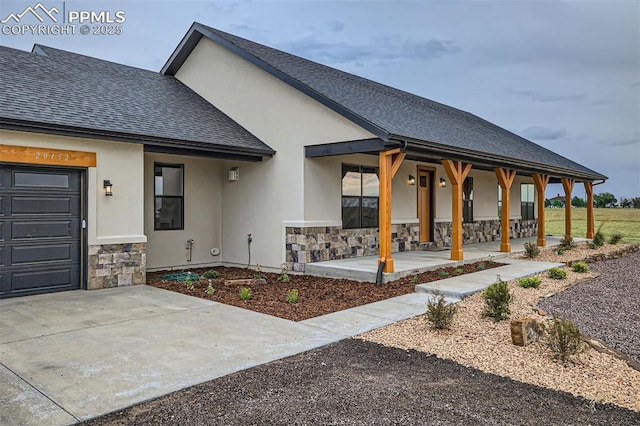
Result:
[147, 260, 501, 321]
[82, 339, 640, 426]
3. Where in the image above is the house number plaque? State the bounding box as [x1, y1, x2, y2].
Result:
[0, 144, 97, 167]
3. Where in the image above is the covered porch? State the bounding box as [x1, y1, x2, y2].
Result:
[305, 235, 576, 282]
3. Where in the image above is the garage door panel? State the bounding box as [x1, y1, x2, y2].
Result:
[11, 197, 77, 215]
[0, 165, 83, 298]
[11, 242, 79, 265]
[11, 220, 78, 240]
[10, 268, 76, 293]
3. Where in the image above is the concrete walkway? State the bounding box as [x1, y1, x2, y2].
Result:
[1, 258, 564, 425]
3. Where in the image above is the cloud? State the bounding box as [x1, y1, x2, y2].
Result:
[280, 34, 461, 65]
[607, 134, 639, 147]
[506, 88, 585, 103]
[328, 21, 344, 32]
[520, 126, 567, 141]
[631, 81, 640, 87]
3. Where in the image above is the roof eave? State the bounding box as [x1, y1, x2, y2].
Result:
[0, 118, 275, 160]
[391, 136, 607, 181]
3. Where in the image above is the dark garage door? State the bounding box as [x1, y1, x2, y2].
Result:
[0, 165, 83, 298]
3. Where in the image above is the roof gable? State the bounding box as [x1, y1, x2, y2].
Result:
[163, 23, 605, 180]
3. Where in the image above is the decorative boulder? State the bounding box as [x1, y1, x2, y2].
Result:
[510, 317, 541, 346]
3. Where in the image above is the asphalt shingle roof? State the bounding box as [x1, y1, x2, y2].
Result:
[173, 24, 604, 180]
[0, 45, 273, 156]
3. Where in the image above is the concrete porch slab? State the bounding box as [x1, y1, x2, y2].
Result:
[303, 236, 565, 282]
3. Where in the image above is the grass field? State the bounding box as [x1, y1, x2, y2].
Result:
[545, 208, 640, 244]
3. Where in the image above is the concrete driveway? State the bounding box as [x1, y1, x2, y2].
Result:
[0, 286, 339, 424]
[0, 285, 430, 425]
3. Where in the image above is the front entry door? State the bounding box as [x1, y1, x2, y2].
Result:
[417, 167, 434, 242]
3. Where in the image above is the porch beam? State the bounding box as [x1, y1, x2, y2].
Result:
[442, 160, 472, 261]
[378, 148, 405, 273]
[584, 181, 595, 238]
[533, 173, 550, 246]
[494, 168, 516, 252]
[561, 178, 575, 239]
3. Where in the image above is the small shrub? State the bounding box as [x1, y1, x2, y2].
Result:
[205, 280, 215, 295]
[438, 270, 449, 278]
[425, 290, 457, 330]
[482, 276, 512, 322]
[559, 236, 576, 250]
[202, 269, 220, 279]
[608, 233, 623, 245]
[286, 288, 299, 304]
[239, 287, 252, 301]
[571, 261, 589, 273]
[181, 274, 195, 289]
[548, 267, 567, 280]
[410, 275, 419, 284]
[477, 263, 486, 271]
[524, 241, 540, 258]
[555, 247, 566, 255]
[454, 268, 464, 275]
[542, 317, 585, 365]
[278, 264, 291, 283]
[592, 232, 605, 248]
[518, 276, 541, 289]
[253, 264, 266, 280]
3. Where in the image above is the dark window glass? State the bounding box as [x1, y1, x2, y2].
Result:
[154, 164, 184, 230]
[341, 164, 379, 229]
[15, 172, 69, 188]
[462, 177, 473, 223]
[521, 183, 535, 220]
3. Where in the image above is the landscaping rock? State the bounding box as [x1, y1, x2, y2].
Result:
[510, 317, 541, 346]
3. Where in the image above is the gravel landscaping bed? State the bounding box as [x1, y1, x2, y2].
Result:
[360, 245, 640, 411]
[82, 339, 639, 426]
[540, 251, 640, 364]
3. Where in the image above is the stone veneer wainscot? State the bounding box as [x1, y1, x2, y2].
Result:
[88, 243, 146, 289]
[285, 224, 420, 272]
[285, 219, 537, 272]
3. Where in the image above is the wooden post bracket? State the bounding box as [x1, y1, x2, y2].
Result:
[378, 148, 406, 273]
[584, 181, 595, 239]
[532, 174, 550, 247]
[442, 160, 472, 261]
[495, 168, 516, 252]
[561, 178, 575, 240]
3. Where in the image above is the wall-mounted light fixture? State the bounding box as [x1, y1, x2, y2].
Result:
[228, 167, 239, 181]
[103, 180, 113, 196]
[439, 177, 447, 188]
[408, 174, 416, 186]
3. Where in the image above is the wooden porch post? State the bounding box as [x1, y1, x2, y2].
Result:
[532, 174, 550, 246]
[442, 160, 472, 261]
[494, 168, 516, 252]
[584, 181, 595, 238]
[561, 178, 575, 240]
[378, 148, 406, 273]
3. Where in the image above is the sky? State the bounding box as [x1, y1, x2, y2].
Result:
[1, 0, 639, 199]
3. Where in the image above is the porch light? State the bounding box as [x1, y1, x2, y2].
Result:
[408, 175, 416, 186]
[228, 167, 239, 181]
[103, 180, 113, 196]
[439, 177, 447, 188]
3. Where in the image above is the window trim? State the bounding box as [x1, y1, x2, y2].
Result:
[341, 164, 379, 229]
[154, 163, 185, 231]
[520, 183, 535, 221]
